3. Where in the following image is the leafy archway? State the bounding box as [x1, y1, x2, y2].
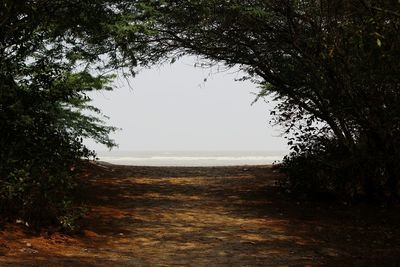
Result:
[1, 0, 400, 230]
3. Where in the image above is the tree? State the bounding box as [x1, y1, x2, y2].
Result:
[2, 0, 399, 231]
[134, 0, 400, 201]
[0, 0, 155, 228]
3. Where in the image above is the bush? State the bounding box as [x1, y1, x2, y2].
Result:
[0, 137, 92, 230]
[280, 137, 400, 203]
[0, 87, 97, 230]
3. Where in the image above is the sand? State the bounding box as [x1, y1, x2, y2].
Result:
[0, 162, 399, 266]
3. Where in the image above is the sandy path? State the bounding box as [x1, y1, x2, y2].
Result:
[1, 164, 399, 266]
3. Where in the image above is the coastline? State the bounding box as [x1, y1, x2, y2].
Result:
[93, 150, 287, 167]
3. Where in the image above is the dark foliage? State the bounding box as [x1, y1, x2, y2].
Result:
[0, 0, 148, 229]
[132, 0, 400, 202]
[2, 0, 399, 232]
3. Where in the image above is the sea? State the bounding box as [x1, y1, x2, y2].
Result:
[94, 150, 287, 167]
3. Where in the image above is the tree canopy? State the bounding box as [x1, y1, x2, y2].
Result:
[134, 0, 400, 201]
[0, 0, 156, 228]
[1, 0, 400, 229]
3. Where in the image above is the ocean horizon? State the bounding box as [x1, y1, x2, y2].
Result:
[94, 150, 287, 167]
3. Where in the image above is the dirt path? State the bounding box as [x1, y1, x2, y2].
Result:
[1, 164, 400, 266]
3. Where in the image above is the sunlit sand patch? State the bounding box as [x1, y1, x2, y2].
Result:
[89, 206, 129, 219]
[245, 249, 289, 257]
[237, 233, 269, 242]
[130, 177, 214, 186]
[175, 242, 210, 250]
[83, 230, 100, 238]
[120, 192, 203, 201]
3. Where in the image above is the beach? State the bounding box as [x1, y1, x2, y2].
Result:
[1, 162, 399, 266]
[94, 150, 287, 166]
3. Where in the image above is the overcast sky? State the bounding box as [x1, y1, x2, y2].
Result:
[85, 56, 289, 152]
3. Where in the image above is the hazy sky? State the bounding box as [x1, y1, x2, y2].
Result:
[85, 56, 288, 152]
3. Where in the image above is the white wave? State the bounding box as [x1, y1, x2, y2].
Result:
[96, 152, 285, 166]
[100, 156, 281, 161]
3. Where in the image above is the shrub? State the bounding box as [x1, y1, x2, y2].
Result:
[280, 137, 400, 203]
[0, 85, 106, 230]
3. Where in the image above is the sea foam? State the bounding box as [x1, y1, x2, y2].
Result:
[95, 151, 286, 166]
